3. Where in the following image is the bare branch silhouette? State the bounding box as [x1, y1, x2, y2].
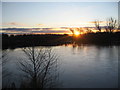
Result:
[86, 28, 92, 33]
[69, 28, 75, 35]
[117, 21, 120, 31]
[18, 47, 59, 89]
[94, 20, 101, 32]
[106, 17, 117, 33]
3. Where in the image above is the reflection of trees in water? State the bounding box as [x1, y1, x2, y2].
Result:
[17, 47, 59, 89]
[71, 43, 87, 55]
[1, 47, 60, 89]
[1, 50, 14, 88]
[2, 51, 12, 78]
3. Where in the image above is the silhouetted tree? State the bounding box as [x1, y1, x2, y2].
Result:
[86, 28, 92, 33]
[106, 17, 117, 33]
[18, 47, 59, 89]
[94, 20, 102, 32]
[76, 28, 83, 34]
[117, 21, 120, 32]
[105, 26, 109, 32]
[69, 28, 75, 35]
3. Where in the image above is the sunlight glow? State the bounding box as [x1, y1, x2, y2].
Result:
[74, 31, 80, 36]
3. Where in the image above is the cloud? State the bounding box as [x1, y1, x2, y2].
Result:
[2, 28, 29, 31]
[37, 24, 45, 26]
[31, 28, 69, 33]
[2, 28, 70, 34]
[2, 22, 30, 27]
[31, 30, 69, 34]
[89, 21, 107, 24]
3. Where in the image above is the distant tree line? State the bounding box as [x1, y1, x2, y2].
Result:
[2, 32, 120, 50]
[95, 17, 118, 33]
[67, 17, 120, 45]
[69, 17, 120, 34]
[2, 17, 120, 49]
[75, 32, 120, 45]
[2, 34, 73, 49]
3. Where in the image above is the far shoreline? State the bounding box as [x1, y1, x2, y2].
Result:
[2, 32, 120, 49]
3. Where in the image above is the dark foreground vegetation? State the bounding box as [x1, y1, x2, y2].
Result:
[2, 47, 60, 89]
[2, 32, 120, 49]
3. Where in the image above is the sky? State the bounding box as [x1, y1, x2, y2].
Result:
[1, 0, 120, 2]
[1, 1, 118, 34]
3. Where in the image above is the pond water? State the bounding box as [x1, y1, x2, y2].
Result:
[2, 44, 119, 88]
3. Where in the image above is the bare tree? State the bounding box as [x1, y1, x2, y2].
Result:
[69, 28, 75, 35]
[94, 20, 102, 32]
[117, 21, 120, 32]
[18, 47, 59, 89]
[86, 28, 92, 33]
[105, 26, 109, 32]
[69, 28, 82, 35]
[118, 25, 120, 31]
[76, 28, 83, 34]
[106, 17, 117, 33]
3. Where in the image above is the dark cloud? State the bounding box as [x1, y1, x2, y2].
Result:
[2, 28, 69, 34]
[32, 30, 69, 33]
[2, 28, 30, 32]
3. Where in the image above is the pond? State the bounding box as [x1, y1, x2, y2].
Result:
[2, 44, 119, 88]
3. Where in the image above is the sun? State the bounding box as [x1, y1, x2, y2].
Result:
[74, 31, 80, 36]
